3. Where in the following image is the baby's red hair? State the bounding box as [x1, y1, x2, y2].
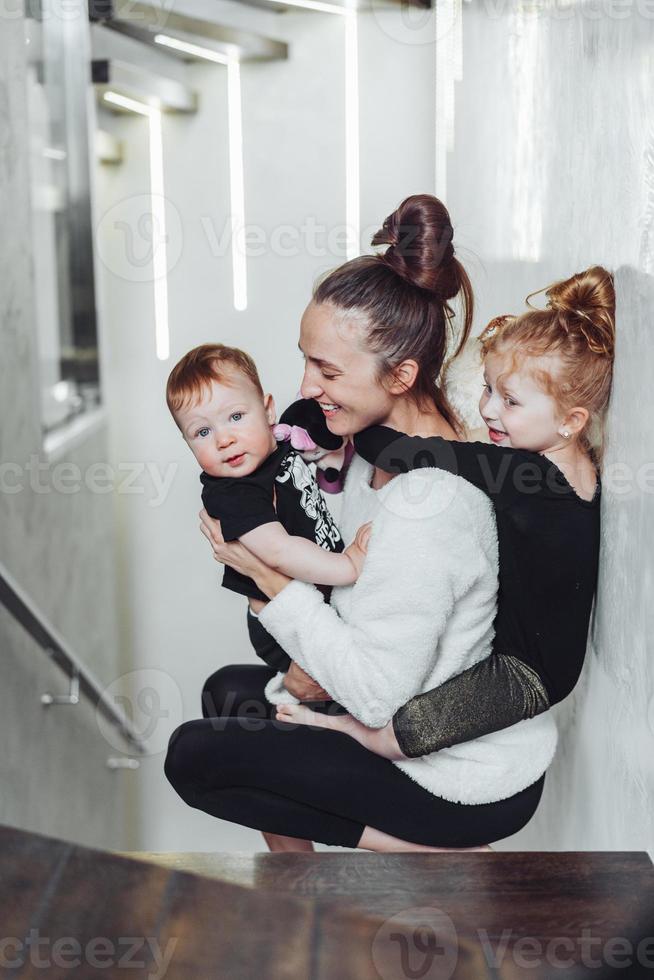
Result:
[166, 343, 264, 429]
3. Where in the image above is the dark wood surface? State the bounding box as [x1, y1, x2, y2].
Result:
[2, 823, 654, 978]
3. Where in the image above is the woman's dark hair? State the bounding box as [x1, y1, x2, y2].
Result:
[313, 194, 474, 432]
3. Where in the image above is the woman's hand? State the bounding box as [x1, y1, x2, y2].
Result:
[199, 509, 269, 581]
[283, 661, 331, 701]
[199, 509, 293, 601]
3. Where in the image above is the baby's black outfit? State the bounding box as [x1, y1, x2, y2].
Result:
[201, 441, 344, 696]
[200, 441, 344, 603]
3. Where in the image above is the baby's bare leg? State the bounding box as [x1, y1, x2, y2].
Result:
[275, 704, 407, 761]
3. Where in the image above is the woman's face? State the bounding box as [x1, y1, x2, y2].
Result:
[298, 300, 395, 437]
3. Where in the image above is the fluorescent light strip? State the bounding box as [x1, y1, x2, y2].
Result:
[102, 91, 170, 359]
[153, 34, 231, 64]
[228, 58, 247, 311]
[263, 0, 348, 15]
[344, 8, 360, 261]
[153, 36, 247, 311]
[103, 91, 152, 116]
[147, 109, 170, 359]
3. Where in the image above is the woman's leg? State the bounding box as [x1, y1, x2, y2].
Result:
[200, 664, 315, 851]
[164, 716, 545, 850]
[201, 663, 278, 720]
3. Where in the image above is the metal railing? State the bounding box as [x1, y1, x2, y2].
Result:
[0, 560, 146, 757]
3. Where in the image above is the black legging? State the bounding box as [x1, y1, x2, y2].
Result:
[164, 664, 546, 849]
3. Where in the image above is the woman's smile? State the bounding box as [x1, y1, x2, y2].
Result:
[318, 401, 342, 418]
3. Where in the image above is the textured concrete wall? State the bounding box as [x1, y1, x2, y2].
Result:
[0, 15, 130, 849]
[446, 3, 654, 853]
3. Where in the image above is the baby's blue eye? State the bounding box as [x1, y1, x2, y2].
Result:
[231, 412, 243, 422]
[197, 427, 210, 438]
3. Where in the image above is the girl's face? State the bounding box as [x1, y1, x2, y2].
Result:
[479, 350, 566, 452]
[298, 300, 395, 437]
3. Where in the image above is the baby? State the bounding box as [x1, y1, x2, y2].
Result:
[166, 343, 370, 633]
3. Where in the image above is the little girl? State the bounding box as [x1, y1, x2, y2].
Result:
[275, 265, 615, 755]
[166, 344, 370, 661]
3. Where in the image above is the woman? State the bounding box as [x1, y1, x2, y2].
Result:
[164, 194, 556, 852]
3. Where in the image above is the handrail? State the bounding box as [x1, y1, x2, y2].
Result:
[0, 560, 146, 755]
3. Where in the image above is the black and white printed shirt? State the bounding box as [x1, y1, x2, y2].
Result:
[200, 441, 344, 602]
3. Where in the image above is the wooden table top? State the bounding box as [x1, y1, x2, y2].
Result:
[2, 824, 653, 978]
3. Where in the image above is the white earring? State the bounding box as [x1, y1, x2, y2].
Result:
[562, 430, 571, 439]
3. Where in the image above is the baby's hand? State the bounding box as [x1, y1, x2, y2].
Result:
[343, 521, 373, 581]
[354, 521, 373, 553]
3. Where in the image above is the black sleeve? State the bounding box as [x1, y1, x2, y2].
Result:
[391, 653, 551, 757]
[201, 479, 279, 541]
[353, 425, 545, 509]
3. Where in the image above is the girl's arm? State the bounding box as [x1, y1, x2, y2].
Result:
[237, 521, 370, 586]
[391, 653, 551, 757]
[353, 425, 546, 509]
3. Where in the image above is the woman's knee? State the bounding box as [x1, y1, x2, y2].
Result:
[164, 720, 201, 790]
[201, 663, 275, 718]
[201, 664, 244, 717]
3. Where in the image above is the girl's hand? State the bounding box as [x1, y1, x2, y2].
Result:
[342, 521, 373, 581]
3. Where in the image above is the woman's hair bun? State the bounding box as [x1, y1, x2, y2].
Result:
[544, 265, 615, 357]
[371, 194, 459, 299]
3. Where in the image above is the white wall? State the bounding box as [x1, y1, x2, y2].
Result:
[96, 0, 654, 856]
[444, 3, 654, 853]
[95, 3, 437, 851]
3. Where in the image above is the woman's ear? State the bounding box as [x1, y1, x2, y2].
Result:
[386, 359, 420, 395]
[559, 406, 590, 438]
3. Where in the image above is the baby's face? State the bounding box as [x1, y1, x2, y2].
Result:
[176, 369, 277, 477]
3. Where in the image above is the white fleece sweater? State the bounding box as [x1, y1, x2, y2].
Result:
[260, 451, 558, 805]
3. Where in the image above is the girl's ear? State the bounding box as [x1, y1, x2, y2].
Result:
[264, 393, 277, 425]
[559, 406, 590, 438]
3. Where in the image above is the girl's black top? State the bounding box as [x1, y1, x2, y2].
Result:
[352, 425, 601, 758]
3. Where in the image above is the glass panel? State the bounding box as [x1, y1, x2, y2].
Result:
[25, 0, 101, 437]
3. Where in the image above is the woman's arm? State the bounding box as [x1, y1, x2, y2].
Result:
[391, 653, 551, 757]
[257, 469, 487, 728]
